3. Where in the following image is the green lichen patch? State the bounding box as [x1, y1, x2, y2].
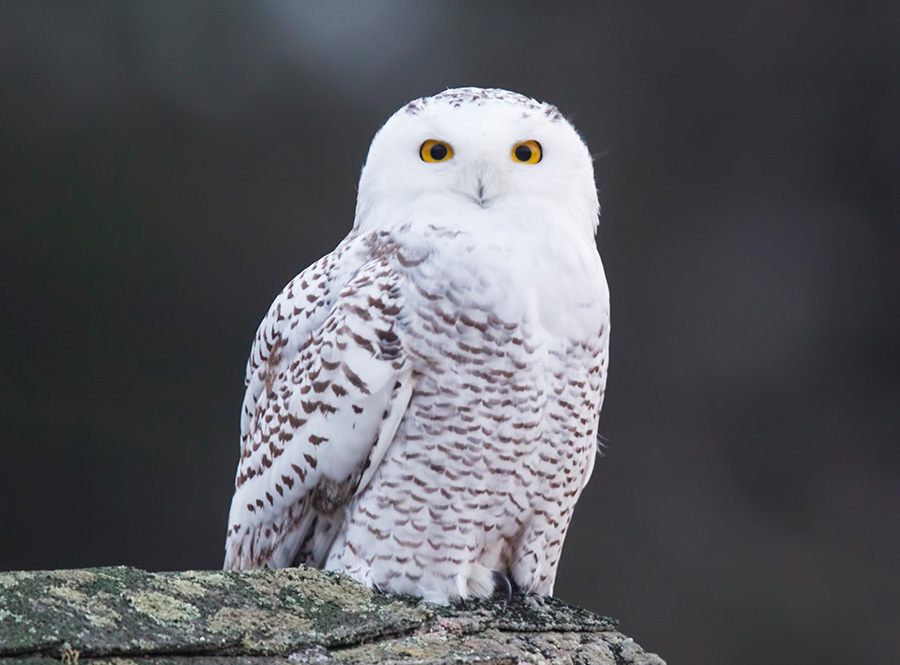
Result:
[125, 591, 201, 625]
[154, 577, 207, 600]
[0, 571, 36, 589]
[208, 606, 313, 641]
[48, 569, 99, 585]
[179, 570, 233, 589]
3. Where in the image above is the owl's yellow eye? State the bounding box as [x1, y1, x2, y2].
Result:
[512, 140, 542, 164]
[420, 140, 454, 163]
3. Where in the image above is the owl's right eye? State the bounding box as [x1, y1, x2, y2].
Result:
[420, 140, 454, 163]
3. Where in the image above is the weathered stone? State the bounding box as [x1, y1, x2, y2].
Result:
[0, 566, 664, 664]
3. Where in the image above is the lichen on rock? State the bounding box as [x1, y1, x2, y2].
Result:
[0, 566, 664, 664]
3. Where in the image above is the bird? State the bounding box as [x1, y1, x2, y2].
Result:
[224, 87, 610, 603]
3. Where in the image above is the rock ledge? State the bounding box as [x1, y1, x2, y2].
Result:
[0, 566, 664, 664]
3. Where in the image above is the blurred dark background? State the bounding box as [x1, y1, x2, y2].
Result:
[1, 2, 898, 664]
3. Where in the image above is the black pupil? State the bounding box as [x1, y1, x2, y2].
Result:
[430, 143, 448, 161]
[515, 144, 532, 162]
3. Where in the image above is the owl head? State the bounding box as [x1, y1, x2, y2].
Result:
[354, 88, 599, 240]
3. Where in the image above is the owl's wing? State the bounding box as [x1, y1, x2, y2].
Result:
[239, 237, 358, 445]
[224, 248, 414, 570]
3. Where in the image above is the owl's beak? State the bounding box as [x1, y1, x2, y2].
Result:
[458, 158, 506, 209]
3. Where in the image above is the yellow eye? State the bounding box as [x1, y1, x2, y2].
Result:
[511, 140, 542, 164]
[420, 139, 454, 163]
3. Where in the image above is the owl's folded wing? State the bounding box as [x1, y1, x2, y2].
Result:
[224, 254, 413, 570]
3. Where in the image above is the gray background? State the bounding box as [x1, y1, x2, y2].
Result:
[1, 3, 898, 664]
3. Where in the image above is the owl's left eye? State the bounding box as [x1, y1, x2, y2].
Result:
[512, 140, 542, 164]
[420, 140, 454, 163]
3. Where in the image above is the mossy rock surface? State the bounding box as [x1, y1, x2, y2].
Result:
[0, 566, 664, 664]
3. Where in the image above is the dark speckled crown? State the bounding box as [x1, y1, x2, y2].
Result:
[402, 87, 562, 122]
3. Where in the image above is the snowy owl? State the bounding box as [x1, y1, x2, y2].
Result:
[224, 87, 610, 603]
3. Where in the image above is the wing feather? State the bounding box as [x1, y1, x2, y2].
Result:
[239, 234, 365, 446]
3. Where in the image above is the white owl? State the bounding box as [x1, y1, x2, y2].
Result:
[224, 87, 610, 603]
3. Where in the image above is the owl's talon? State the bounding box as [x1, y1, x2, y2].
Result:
[491, 570, 512, 603]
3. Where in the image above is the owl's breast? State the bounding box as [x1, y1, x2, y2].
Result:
[390, 220, 608, 438]
[330, 223, 609, 600]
